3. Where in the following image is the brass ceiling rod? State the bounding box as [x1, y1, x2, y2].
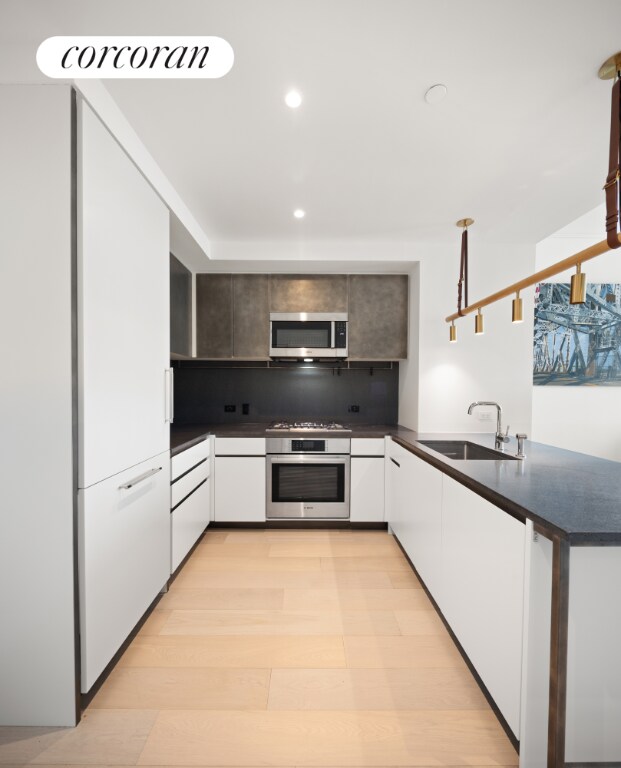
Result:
[444, 237, 612, 324]
[446, 51, 621, 327]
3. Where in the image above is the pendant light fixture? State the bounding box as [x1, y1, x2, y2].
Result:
[474, 308, 484, 335]
[570, 263, 586, 304]
[449, 322, 457, 342]
[512, 291, 523, 323]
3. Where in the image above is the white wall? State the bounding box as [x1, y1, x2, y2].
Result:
[532, 204, 621, 461]
[403, 239, 535, 435]
[0, 85, 77, 725]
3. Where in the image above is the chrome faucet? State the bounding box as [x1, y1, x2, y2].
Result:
[467, 401, 510, 451]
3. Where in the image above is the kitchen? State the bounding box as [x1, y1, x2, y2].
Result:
[2, 2, 621, 767]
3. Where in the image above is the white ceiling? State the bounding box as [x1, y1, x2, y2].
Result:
[2, 0, 619, 247]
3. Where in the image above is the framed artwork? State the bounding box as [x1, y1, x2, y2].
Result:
[533, 282, 621, 386]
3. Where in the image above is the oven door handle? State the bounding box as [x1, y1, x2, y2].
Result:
[267, 454, 350, 463]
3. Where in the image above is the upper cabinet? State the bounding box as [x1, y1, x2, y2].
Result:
[195, 273, 408, 360]
[270, 275, 348, 312]
[170, 254, 192, 358]
[348, 275, 408, 360]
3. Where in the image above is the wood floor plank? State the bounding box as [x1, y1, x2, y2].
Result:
[136, 709, 518, 766]
[89, 667, 270, 710]
[282, 588, 433, 611]
[320, 557, 411, 572]
[160, 587, 284, 610]
[191, 542, 272, 558]
[171, 570, 395, 590]
[388, 570, 423, 588]
[267, 668, 488, 710]
[160, 609, 401, 636]
[27, 709, 159, 765]
[118, 635, 346, 669]
[136, 609, 173, 637]
[344, 636, 468, 668]
[269, 543, 400, 558]
[181, 556, 322, 572]
[395, 609, 448, 635]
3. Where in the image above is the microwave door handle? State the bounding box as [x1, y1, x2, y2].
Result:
[331, 322, 335, 349]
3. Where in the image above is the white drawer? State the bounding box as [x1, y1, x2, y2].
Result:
[171, 459, 209, 509]
[171, 478, 210, 572]
[351, 438, 385, 456]
[215, 437, 266, 456]
[171, 437, 210, 481]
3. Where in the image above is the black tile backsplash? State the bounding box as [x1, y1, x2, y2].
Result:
[172, 360, 398, 425]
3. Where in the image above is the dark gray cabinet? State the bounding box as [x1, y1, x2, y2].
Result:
[348, 275, 408, 359]
[270, 275, 348, 313]
[170, 254, 192, 357]
[196, 274, 233, 358]
[195, 272, 409, 360]
[233, 274, 269, 358]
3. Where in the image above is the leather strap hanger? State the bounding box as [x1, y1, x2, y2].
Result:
[457, 227, 468, 316]
[605, 74, 621, 249]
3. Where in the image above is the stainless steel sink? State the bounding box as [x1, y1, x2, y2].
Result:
[417, 440, 518, 461]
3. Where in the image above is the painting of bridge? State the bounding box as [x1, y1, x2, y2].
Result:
[533, 282, 621, 386]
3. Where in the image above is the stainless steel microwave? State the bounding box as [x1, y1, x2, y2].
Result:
[269, 312, 348, 358]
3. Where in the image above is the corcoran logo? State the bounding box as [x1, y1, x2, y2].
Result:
[36, 36, 234, 79]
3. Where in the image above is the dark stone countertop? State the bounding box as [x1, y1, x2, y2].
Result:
[171, 422, 621, 543]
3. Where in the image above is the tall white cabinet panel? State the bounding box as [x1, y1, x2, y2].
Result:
[78, 102, 170, 489]
[441, 475, 525, 737]
[79, 453, 170, 692]
[351, 457, 384, 522]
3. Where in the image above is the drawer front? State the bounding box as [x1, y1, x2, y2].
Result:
[351, 437, 385, 456]
[171, 459, 209, 509]
[171, 478, 210, 572]
[215, 437, 266, 456]
[171, 438, 210, 481]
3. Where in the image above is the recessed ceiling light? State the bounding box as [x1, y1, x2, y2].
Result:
[293, 209, 306, 219]
[285, 90, 302, 109]
[424, 84, 447, 104]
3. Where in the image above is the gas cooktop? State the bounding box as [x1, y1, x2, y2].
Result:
[267, 420, 351, 432]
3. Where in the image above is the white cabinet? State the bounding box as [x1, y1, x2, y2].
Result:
[78, 453, 170, 692]
[214, 438, 266, 522]
[385, 439, 410, 538]
[78, 101, 170, 489]
[171, 438, 210, 572]
[351, 438, 385, 523]
[441, 475, 525, 738]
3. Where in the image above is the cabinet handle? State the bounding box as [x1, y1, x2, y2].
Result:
[165, 368, 175, 424]
[390, 458, 400, 468]
[119, 466, 162, 490]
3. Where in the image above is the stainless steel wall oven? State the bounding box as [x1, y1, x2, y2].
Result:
[266, 438, 350, 520]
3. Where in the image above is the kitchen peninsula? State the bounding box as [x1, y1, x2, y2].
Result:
[171, 420, 621, 766]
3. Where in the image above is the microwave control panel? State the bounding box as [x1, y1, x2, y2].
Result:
[335, 321, 347, 348]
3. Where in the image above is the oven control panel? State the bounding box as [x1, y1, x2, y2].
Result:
[291, 440, 325, 452]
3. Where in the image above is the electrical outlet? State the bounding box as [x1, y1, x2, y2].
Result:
[348, 405, 360, 413]
[478, 411, 493, 421]
[242, 403, 249, 415]
[224, 404, 236, 413]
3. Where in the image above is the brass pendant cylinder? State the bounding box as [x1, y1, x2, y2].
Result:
[474, 311, 484, 334]
[449, 324, 457, 342]
[570, 270, 586, 304]
[512, 295, 523, 323]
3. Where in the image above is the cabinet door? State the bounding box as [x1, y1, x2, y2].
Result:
[348, 275, 408, 359]
[233, 274, 269, 358]
[398, 450, 443, 600]
[170, 254, 192, 357]
[441, 475, 525, 737]
[196, 274, 232, 358]
[270, 274, 348, 312]
[214, 457, 266, 522]
[78, 103, 170, 488]
[350, 457, 385, 522]
[386, 441, 409, 536]
[171, 477, 210, 572]
[78, 453, 170, 692]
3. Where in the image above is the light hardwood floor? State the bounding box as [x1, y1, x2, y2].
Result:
[0, 528, 518, 767]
